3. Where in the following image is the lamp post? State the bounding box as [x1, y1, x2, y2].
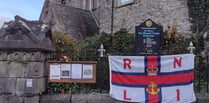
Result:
[98, 43, 106, 93]
[187, 41, 195, 54]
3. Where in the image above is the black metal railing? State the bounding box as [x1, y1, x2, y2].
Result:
[46, 47, 209, 94]
[194, 55, 209, 93]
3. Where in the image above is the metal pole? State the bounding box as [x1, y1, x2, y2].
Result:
[78, 83, 80, 94]
[111, 0, 115, 53]
[111, 0, 114, 35]
[198, 56, 201, 93]
[99, 57, 102, 93]
[207, 55, 209, 93]
[98, 44, 105, 93]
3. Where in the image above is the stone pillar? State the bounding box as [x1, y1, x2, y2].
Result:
[0, 15, 54, 103]
[0, 51, 49, 103]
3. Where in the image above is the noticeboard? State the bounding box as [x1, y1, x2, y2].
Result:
[48, 61, 97, 83]
[135, 19, 163, 55]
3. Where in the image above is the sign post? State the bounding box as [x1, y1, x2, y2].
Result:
[135, 19, 163, 55]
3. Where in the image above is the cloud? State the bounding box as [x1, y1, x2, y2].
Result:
[0, 8, 22, 15]
[0, 8, 21, 28]
[0, 16, 12, 27]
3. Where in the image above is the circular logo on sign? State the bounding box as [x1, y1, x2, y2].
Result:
[146, 20, 152, 27]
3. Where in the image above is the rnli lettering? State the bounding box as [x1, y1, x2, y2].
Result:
[176, 89, 180, 101]
[123, 90, 132, 100]
[173, 57, 182, 68]
[123, 58, 131, 69]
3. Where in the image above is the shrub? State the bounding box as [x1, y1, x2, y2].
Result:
[52, 31, 79, 60]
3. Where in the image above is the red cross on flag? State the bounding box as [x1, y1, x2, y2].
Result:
[109, 54, 196, 103]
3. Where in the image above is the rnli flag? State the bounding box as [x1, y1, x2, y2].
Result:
[109, 54, 196, 103]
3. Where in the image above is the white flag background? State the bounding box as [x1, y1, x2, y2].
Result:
[109, 54, 196, 103]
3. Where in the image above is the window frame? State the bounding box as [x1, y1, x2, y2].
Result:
[92, 0, 97, 10]
[84, 0, 97, 10]
[118, 0, 135, 6]
[86, 0, 91, 10]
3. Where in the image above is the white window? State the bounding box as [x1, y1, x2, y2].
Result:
[86, 0, 91, 10]
[83, 0, 97, 10]
[118, 0, 135, 6]
[92, 0, 97, 9]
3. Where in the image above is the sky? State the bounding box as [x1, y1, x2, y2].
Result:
[0, 0, 45, 27]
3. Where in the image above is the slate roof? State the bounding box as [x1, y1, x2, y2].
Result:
[0, 15, 54, 51]
[40, 3, 99, 40]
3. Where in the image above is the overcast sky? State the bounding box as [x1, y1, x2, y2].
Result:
[0, 0, 44, 27]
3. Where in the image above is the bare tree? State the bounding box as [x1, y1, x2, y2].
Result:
[188, 0, 209, 35]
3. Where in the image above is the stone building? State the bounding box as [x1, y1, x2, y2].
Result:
[0, 15, 54, 103]
[39, 0, 99, 40]
[40, 0, 191, 39]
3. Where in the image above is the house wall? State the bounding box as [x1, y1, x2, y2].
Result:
[39, 0, 84, 35]
[93, 0, 191, 36]
[49, 0, 84, 9]
[40, 0, 191, 36]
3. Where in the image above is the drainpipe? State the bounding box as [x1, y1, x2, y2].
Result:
[111, 0, 115, 53]
[111, 0, 114, 35]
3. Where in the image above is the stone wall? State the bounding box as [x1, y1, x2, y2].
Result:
[40, 0, 191, 36]
[93, 0, 112, 34]
[0, 51, 49, 103]
[40, 93, 208, 103]
[93, 0, 191, 36]
[40, 1, 98, 40]
[49, 0, 83, 9]
[40, 93, 124, 103]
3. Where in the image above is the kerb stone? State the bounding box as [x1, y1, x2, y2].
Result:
[24, 96, 39, 103]
[0, 95, 9, 103]
[72, 93, 102, 103]
[40, 94, 72, 103]
[8, 95, 23, 103]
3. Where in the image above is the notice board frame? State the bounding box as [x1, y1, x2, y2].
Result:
[48, 61, 97, 83]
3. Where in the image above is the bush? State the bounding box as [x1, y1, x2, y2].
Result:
[52, 31, 79, 60]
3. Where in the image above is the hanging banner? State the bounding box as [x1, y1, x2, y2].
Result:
[109, 54, 196, 103]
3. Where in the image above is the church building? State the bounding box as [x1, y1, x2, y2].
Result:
[40, 0, 191, 40]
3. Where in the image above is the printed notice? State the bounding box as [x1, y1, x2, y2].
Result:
[83, 65, 93, 79]
[71, 64, 82, 79]
[61, 64, 71, 78]
[26, 79, 33, 87]
[50, 64, 61, 80]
